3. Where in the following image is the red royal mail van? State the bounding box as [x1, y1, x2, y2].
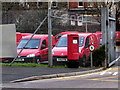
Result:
[16, 32, 32, 45]
[16, 34, 56, 63]
[116, 31, 120, 45]
[52, 33, 100, 68]
[95, 31, 120, 46]
[95, 31, 102, 45]
[55, 31, 79, 42]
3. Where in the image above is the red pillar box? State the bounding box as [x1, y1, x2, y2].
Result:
[67, 34, 79, 60]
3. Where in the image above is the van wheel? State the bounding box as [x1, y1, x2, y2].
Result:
[80, 56, 90, 67]
[36, 59, 41, 64]
[67, 62, 79, 68]
[35, 56, 41, 64]
[81, 56, 86, 67]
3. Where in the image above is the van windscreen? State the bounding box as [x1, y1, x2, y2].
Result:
[17, 39, 40, 49]
[56, 37, 84, 47]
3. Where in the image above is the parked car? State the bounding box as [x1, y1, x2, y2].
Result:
[55, 31, 79, 42]
[16, 34, 56, 63]
[52, 33, 100, 68]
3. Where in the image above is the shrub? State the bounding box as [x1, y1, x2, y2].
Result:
[92, 45, 105, 67]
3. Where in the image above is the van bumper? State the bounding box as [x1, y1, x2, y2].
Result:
[53, 56, 67, 66]
[53, 56, 81, 66]
[15, 56, 40, 63]
[2, 56, 40, 63]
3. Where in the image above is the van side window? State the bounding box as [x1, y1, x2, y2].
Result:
[55, 34, 62, 39]
[85, 37, 89, 48]
[41, 40, 46, 49]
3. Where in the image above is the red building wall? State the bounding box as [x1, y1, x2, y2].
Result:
[69, 2, 78, 8]
[68, 1, 96, 9]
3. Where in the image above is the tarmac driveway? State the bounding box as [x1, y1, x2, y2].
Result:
[2, 66, 96, 83]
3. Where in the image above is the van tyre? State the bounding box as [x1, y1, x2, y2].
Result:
[67, 62, 79, 68]
[36, 58, 41, 64]
[80, 56, 87, 67]
[80, 56, 90, 67]
[35, 56, 41, 64]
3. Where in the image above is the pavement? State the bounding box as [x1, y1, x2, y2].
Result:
[2, 65, 104, 83]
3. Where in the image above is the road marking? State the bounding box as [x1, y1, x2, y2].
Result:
[112, 67, 120, 69]
[108, 72, 112, 74]
[100, 72, 118, 76]
[87, 79, 119, 82]
[58, 76, 120, 82]
[100, 68, 112, 75]
[95, 76, 119, 80]
[109, 56, 120, 67]
[113, 72, 118, 76]
[56, 67, 118, 80]
[100, 72, 106, 75]
[57, 68, 114, 80]
[86, 76, 120, 82]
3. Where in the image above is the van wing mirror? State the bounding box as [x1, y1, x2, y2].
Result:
[41, 44, 46, 50]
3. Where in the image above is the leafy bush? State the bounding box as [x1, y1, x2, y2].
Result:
[92, 45, 105, 67]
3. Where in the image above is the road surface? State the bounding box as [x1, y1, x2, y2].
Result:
[1, 46, 120, 89]
[1, 65, 119, 88]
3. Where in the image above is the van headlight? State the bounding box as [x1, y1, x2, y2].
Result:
[52, 50, 54, 54]
[27, 54, 35, 57]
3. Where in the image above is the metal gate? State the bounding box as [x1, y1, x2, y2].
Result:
[101, 8, 116, 67]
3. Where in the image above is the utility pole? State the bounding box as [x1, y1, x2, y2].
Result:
[105, 8, 109, 68]
[48, 1, 53, 67]
[86, 22, 88, 33]
[101, 8, 109, 68]
[85, 11, 88, 33]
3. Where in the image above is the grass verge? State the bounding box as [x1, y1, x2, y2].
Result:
[0, 63, 67, 68]
[0, 63, 101, 68]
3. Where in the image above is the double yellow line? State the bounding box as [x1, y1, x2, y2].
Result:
[56, 67, 119, 82]
[82, 76, 119, 82]
[57, 76, 119, 82]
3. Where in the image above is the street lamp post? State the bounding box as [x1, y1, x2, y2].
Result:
[48, 1, 53, 67]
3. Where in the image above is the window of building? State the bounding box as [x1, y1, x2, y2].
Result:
[70, 15, 76, 26]
[78, 2, 83, 7]
[77, 16, 83, 26]
[52, 0, 57, 8]
[87, 2, 94, 7]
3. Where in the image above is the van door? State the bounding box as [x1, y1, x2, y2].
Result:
[40, 40, 48, 61]
[90, 35, 98, 48]
[84, 37, 90, 59]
